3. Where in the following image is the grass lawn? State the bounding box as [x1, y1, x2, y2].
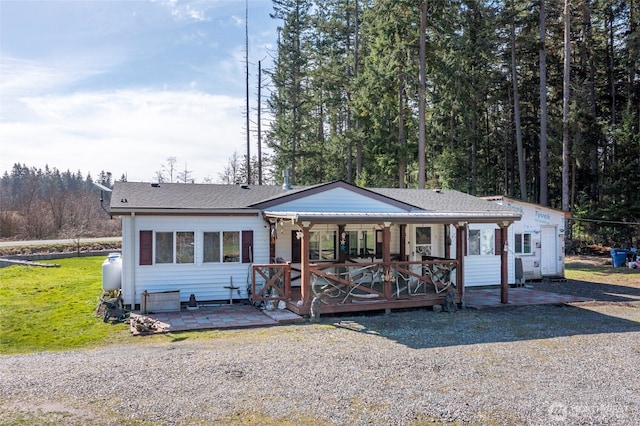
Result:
[1, 255, 637, 355]
[0, 256, 131, 355]
[565, 255, 640, 286]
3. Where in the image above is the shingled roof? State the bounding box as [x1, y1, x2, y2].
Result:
[110, 180, 520, 223]
[110, 182, 307, 213]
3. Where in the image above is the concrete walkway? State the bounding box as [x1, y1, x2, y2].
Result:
[465, 287, 592, 309]
[130, 303, 304, 335]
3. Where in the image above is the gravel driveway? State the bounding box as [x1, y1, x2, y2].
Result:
[2, 292, 640, 425]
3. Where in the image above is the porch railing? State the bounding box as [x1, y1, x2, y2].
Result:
[251, 263, 291, 303]
[310, 260, 458, 305]
[251, 259, 459, 307]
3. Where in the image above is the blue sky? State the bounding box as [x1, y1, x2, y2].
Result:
[0, 0, 278, 183]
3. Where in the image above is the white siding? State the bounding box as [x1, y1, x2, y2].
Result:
[122, 214, 269, 305]
[270, 187, 408, 213]
[450, 224, 516, 287]
[492, 199, 566, 279]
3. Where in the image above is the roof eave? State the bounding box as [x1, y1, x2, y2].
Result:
[263, 211, 521, 225]
[110, 207, 261, 216]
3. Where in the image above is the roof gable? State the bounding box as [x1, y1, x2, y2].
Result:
[251, 180, 415, 212]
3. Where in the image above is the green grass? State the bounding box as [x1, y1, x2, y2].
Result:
[1, 255, 637, 355]
[565, 260, 640, 285]
[0, 257, 131, 355]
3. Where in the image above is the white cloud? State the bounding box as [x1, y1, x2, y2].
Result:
[0, 90, 249, 182]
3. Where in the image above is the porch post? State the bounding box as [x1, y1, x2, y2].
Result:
[382, 222, 391, 263]
[300, 221, 311, 307]
[399, 224, 407, 261]
[500, 222, 510, 304]
[338, 224, 347, 262]
[383, 222, 392, 301]
[269, 221, 276, 262]
[455, 223, 466, 303]
[444, 224, 451, 259]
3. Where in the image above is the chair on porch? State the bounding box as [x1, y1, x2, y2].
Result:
[343, 265, 382, 303]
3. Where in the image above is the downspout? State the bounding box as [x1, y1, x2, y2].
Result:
[129, 212, 136, 308]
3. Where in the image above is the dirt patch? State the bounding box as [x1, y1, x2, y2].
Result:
[565, 254, 611, 267]
[1, 401, 97, 426]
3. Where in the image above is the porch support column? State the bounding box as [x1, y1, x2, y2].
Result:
[444, 224, 451, 259]
[300, 221, 311, 307]
[382, 222, 392, 263]
[338, 224, 347, 262]
[500, 222, 510, 304]
[269, 221, 276, 262]
[455, 222, 466, 303]
[399, 224, 407, 261]
[382, 222, 392, 301]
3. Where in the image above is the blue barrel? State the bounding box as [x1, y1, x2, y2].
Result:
[610, 249, 627, 267]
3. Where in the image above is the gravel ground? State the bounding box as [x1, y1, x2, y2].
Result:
[2, 297, 640, 425]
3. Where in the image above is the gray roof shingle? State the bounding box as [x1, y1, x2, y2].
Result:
[110, 182, 304, 211]
[110, 180, 518, 221]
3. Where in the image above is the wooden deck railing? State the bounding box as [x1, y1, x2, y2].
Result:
[309, 260, 458, 306]
[251, 263, 291, 303]
[252, 259, 459, 310]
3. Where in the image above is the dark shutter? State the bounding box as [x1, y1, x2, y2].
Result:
[140, 230, 153, 265]
[291, 230, 301, 263]
[494, 229, 502, 256]
[242, 230, 253, 263]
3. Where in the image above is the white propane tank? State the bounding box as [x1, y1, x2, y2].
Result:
[102, 253, 122, 291]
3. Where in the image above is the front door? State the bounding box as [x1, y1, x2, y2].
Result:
[540, 226, 557, 276]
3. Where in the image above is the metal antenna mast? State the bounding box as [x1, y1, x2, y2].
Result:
[245, 0, 251, 185]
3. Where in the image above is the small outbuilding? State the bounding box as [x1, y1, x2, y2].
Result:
[483, 196, 569, 281]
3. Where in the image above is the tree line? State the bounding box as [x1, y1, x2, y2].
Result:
[0, 164, 120, 240]
[265, 0, 639, 244]
[0, 154, 273, 240]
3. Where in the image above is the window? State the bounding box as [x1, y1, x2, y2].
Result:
[468, 229, 495, 256]
[203, 231, 241, 263]
[309, 230, 336, 261]
[155, 232, 173, 264]
[154, 231, 194, 264]
[176, 232, 194, 263]
[415, 227, 432, 256]
[515, 233, 532, 254]
[223, 231, 240, 262]
[203, 232, 221, 263]
[346, 230, 375, 257]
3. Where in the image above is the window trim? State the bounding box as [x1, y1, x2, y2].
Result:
[514, 232, 533, 255]
[309, 230, 337, 261]
[467, 228, 496, 256]
[153, 231, 195, 265]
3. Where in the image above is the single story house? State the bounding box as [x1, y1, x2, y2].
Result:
[110, 180, 521, 315]
[483, 196, 569, 281]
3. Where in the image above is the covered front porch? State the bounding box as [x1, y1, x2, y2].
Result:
[251, 213, 514, 316]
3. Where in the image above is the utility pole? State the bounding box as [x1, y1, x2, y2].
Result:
[258, 60, 263, 185]
[245, 0, 251, 185]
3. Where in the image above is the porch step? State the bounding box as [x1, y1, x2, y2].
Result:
[543, 276, 567, 283]
[262, 308, 305, 324]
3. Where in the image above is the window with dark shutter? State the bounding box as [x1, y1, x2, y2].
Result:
[242, 230, 253, 263]
[140, 230, 153, 265]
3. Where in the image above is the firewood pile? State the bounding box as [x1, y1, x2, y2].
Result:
[128, 314, 169, 335]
